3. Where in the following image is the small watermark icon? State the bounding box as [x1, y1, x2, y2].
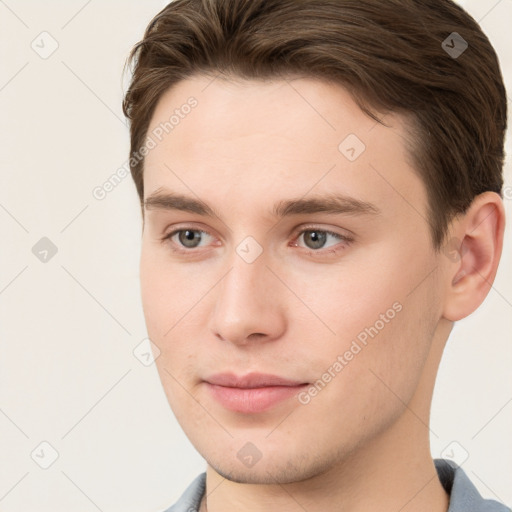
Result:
[31, 441, 59, 469]
[440, 440, 469, 466]
[32, 237, 58, 263]
[442, 32, 468, 59]
[442, 236, 468, 263]
[237, 442, 262, 468]
[236, 236, 263, 263]
[338, 133, 366, 162]
[31, 31, 59, 59]
[133, 337, 161, 366]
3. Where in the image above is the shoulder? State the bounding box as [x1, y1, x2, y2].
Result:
[434, 459, 510, 512]
[160, 472, 206, 512]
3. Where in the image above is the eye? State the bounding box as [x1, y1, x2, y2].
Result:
[162, 228, 215, 252]
[293, 228, 353, 254]
[160, 226, 353, 256]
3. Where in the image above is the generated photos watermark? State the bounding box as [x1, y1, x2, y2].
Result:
[298, 301, 403, 405]
[92, 96, 198, 201]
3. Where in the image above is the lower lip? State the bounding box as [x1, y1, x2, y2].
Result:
[205, 383, 309, 413]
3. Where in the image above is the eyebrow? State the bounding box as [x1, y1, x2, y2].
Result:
[144, 189, 381, 218]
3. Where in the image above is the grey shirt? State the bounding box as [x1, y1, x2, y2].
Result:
[163, 459, 510, 512]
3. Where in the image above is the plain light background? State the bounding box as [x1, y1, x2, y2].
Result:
[0, 1, 511, 511]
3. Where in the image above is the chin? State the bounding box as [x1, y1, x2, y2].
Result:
[205, 448, 338, 486]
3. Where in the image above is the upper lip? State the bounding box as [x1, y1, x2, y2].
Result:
[205, 372, 307, 388]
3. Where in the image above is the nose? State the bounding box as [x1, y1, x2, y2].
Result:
[208, 247, 287, 346]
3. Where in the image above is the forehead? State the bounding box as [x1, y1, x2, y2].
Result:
[143, 75, 425, 219]
[146, 75, 393, 160]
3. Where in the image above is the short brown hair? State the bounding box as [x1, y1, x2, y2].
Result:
[122, 0, 507, 248]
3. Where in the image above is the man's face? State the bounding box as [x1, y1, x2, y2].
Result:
[140, 75, 445, 483]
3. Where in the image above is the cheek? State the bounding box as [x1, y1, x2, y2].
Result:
[139, 244, 196, 336]
[140, 256, 168, 338]
[341, 278, 438, 410]
[299, 299, 434, 448]
[140, 246, 210, 383]
[281, 258, 399, 349]
[297, 250, 438, 401]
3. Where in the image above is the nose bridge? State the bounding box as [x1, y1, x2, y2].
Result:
[209, 237, 284, 344]
[219, 241, 270, 317]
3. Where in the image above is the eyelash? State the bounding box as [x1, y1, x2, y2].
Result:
[160, 226, 354, 257]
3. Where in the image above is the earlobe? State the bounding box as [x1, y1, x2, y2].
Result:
[442, 192, 505, 322]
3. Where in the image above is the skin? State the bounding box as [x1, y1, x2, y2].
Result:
[139, 75, 505, 512]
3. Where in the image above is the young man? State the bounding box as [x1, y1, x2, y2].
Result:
[122, 0, 509, 511]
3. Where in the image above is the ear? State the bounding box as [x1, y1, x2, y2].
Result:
[442, 191, 506, 322]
